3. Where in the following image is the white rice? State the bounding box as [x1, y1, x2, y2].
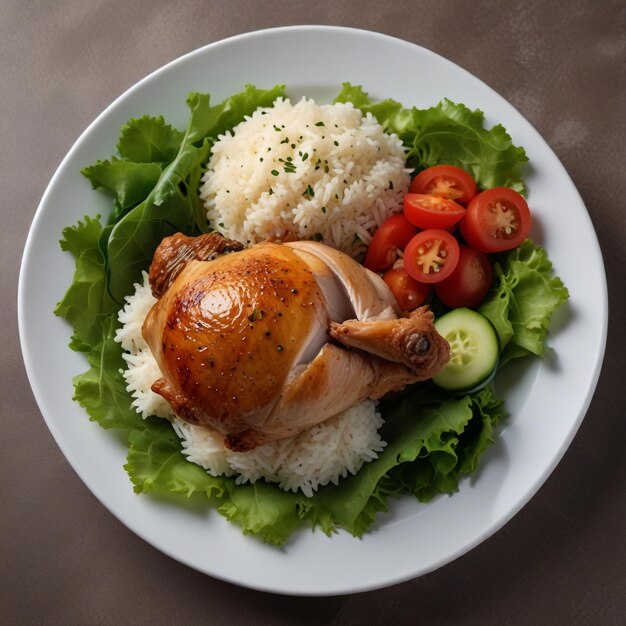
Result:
[115, 272, 386, 496]
[200, 97, 410, 258]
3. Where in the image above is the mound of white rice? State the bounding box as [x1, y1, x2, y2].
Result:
[200, 97, 410, 258]
[115, 273, 386, 497]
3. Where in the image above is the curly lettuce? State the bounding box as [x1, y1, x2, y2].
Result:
[479, 241, 570, 365]
[123, 385, 505, 544]
[335, 82, 528, 194]
[82, 85, 286, 303]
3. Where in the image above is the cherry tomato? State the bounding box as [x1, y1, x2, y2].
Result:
[383, 267, 431, 311]
[435, 245, 493, 308]
[460, 187, 531, 253]
[410, 165, 477, 205]
[403, 229, 460, 284]
[364, 214, 416, 272]
[403, 193, 466, 230]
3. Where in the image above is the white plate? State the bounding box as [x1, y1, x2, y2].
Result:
[18, 26, 607, 595]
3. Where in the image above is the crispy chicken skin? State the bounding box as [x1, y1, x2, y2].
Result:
[149, 232, 243, 297]
[143, 241, 328, 439]
[142, 235, 450, 451]
[330, 307, 448, 377]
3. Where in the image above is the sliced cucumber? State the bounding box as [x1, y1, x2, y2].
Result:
[433, 308, 500, 393]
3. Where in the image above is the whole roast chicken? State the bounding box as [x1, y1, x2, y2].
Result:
[142, 233, 450, 451]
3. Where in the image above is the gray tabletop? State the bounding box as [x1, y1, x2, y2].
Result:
[2, 1, 625, 623]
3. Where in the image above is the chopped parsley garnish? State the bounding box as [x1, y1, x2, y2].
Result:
[313, 233, 323, 241]
[303, 184, 315, 199]
[315, 121, 325, 127]
[271, 169, 279, 176]
[248, 309, 264, 322]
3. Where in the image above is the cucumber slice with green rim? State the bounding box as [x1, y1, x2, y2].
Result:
[433, 308, 500, 392]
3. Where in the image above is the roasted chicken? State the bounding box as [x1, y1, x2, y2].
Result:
[142, 233, 450, 451]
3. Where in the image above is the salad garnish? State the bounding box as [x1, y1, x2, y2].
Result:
[55, 83, 568, 545]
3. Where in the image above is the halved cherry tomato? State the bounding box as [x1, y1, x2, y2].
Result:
[460, 187, 531, 253]
[410, 165, 477, 205]
[403, 194, 466, 230]
[403, 229, 460, 284]
[435, 245, 493, 308]
[364, 214, 416, 272]
[383, 267, 431, 311]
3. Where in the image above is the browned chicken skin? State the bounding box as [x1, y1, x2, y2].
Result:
[142, 234, 450, 451]
[149, 232, 243, 297]
[330, 308, 444, 375]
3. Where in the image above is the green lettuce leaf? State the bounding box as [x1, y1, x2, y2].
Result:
[126, 419, 222, 496]
[54, 216, 117, 351]
[97, 86, 286, 302]
[123, 385, 506, 543]
[104, 93, 215, 302]
[217, 481, 303, 546]
[317, 386, 506, 536]
[317, 388, 472, 529]
[182, 84, 286, 142]
[479, 240, 569, 365]
[104, 138, 210, 302]
[81, 158, 163, 222]
[125, 419, 303, 545]
[334, 83, 415, 136]
[457, 387, 506, 474]
[117, 115, 184, 163]
[335, 82, 528, 194]
[72, 315, 144, 430]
